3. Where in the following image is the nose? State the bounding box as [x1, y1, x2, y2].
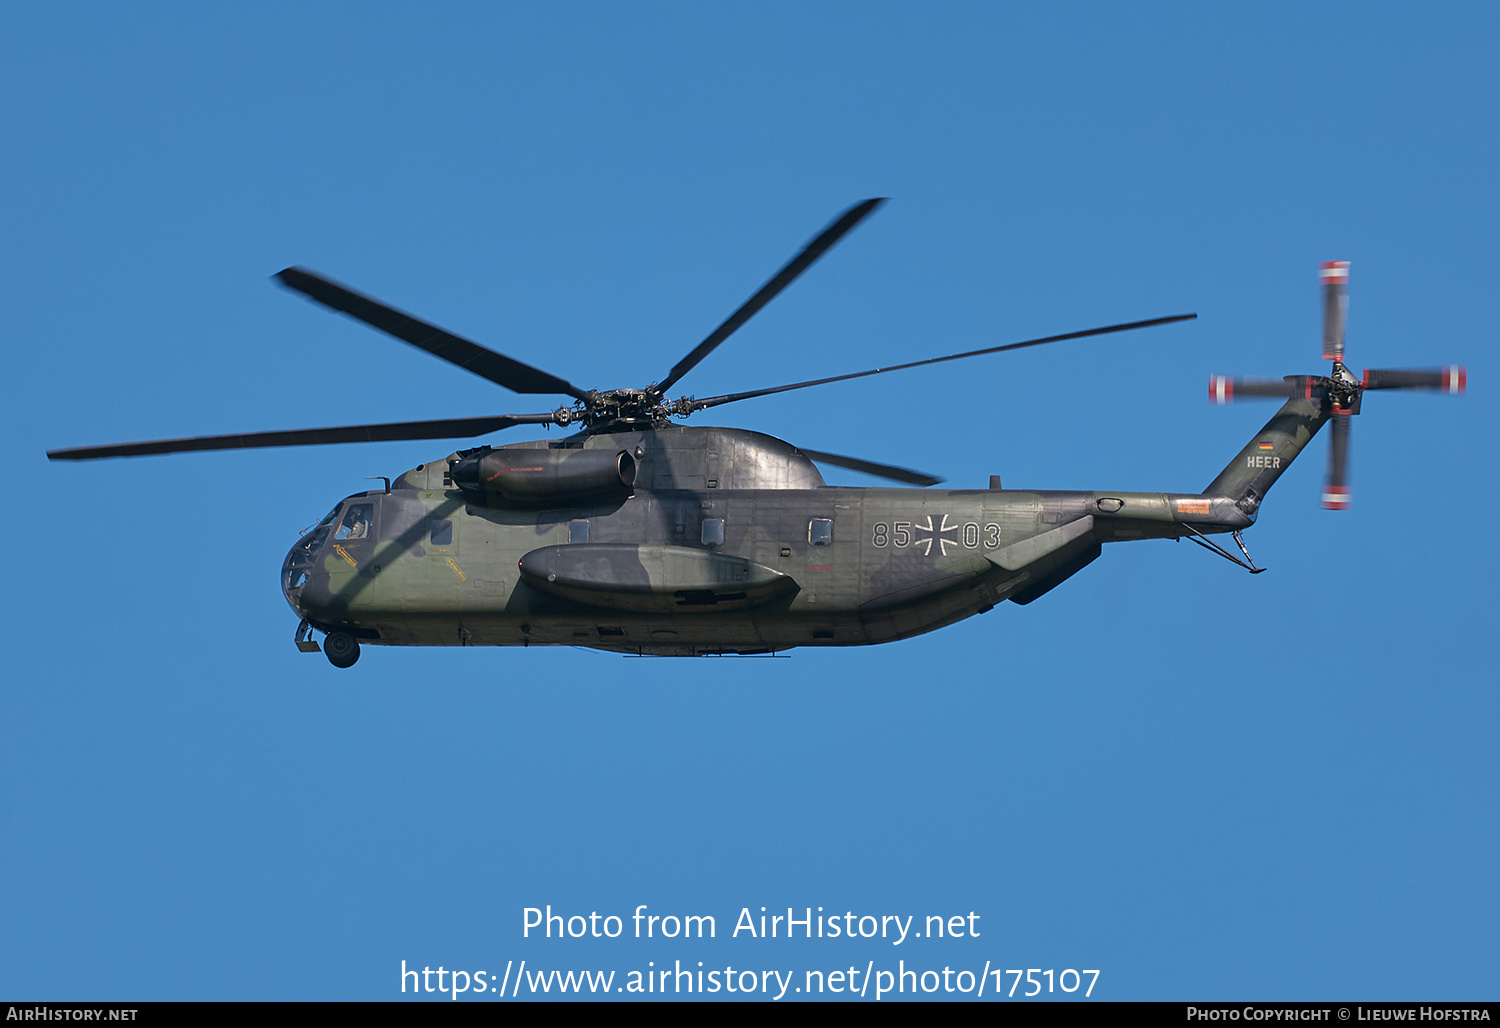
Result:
[281, 527, 327, 615]
[282, 546, 309, 615]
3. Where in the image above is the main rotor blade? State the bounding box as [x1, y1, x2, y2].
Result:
[651, 198, 887, 397]
[276, 268, 591, 401]
[1322, 412, 1351, 509]
[47, 413, 557, 461]
[798, 448, 943, 487]
[688, 313, 1196, 412]
[1321, 261, 1349, 362]
[1362, 366, 1466, 394]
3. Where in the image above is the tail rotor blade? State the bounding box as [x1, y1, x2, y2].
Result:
[1362, 365, 1466, 394]
[1322, 412, 1352, 509]
[1321, 261, 1349, 361]
[1209, 375, 1296, 403]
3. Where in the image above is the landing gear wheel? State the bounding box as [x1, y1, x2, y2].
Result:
[324, 631, 360, 669]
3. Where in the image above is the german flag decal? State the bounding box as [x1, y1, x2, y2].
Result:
[1257, 441, 1275, 451]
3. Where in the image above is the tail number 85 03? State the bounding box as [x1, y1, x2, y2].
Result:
[871, 517, 1000, 555]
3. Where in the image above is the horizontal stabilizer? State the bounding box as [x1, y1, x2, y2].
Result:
[987, 515, 1096, 572]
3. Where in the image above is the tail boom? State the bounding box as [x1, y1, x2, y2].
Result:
[1203, 381, 1333, 515]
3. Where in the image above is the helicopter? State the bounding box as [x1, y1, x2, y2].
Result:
[47, 199, 1465, 667]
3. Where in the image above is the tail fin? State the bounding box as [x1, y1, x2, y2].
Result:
[1203, 378, 1332, 514]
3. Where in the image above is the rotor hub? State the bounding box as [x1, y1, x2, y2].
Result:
[581, 388, 671, 429]
[1328, 361, 1363, 413]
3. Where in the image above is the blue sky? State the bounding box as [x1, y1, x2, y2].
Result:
[2, 2, 1495, 1001]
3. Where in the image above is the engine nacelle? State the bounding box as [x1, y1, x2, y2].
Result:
[450, 447, 636, 508]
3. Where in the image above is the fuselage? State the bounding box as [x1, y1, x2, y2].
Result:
[282, 425, 1251, 655]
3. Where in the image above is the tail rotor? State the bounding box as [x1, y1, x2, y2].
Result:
[1210, 261, 1465, 510]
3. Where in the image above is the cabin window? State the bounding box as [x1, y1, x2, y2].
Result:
[701, 518, 725, 546]
[429, 520, 453, 546]
[809, 518, 833, 547]
[335, 503, 374, 541]
[570, 519, 589, 544]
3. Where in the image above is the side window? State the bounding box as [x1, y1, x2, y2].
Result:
[569, 519, 589, 544]
[701, 518, 725, 546]
[335, 503, 374, 541]
[809, 518, 833, 547]
[429, 519, 453, 546]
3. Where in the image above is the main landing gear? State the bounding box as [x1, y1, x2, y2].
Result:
[323, 630, 361, 669]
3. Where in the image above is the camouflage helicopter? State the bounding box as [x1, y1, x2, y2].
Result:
[47, 200, 1465, 668]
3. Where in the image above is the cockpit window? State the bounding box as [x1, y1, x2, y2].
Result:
[430, 520, 453, 546]
[335, 503, 374, 541]
[286, 526, 330, 571]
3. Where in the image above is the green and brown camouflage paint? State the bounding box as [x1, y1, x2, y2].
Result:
[283, 396, 1324, 657]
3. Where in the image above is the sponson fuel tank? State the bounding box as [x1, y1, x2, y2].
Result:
[518, 544, 799, 613]
[451, 447, 635, 507]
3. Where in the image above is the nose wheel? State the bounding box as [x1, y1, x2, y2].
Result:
[323, 630, 360, 669]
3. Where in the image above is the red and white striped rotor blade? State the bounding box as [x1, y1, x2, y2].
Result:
[1361, 365, 1466, 394]
[1321, 412, 1352, 510]
[1209, 375, 1296, 404]
[1321, 260, 1349, 361]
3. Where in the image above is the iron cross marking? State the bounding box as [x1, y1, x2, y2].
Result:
[914, 514, 959, 556]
